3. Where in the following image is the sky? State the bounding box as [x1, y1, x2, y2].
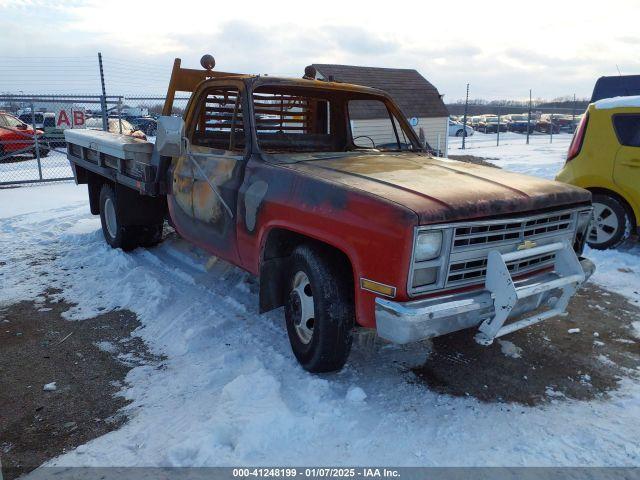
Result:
[1, 0, 639, 101]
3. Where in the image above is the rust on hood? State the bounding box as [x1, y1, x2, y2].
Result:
[284, 153, 591, 224]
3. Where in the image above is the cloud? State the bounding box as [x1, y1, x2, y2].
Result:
[1, 1, 640, 100]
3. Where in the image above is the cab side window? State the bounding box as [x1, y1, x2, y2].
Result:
[192, 87, 245, 152]
[613, 115, 640, 147]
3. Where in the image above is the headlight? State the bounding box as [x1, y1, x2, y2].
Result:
[415, 231, 443, 262]
[412, 266, 438, 288]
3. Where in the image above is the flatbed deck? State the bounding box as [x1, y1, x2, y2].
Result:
[65, 129, 165, 195]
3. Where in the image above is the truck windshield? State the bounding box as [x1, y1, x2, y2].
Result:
[253, 85, 422, 154]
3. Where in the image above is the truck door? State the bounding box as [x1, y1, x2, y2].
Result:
[168, 84, 248, 263]
[612, 113, 640, 215]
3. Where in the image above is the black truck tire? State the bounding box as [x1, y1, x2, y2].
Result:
[588, 194, 631, 250]
[284, 244, 354, 373]
[99, 184, 139, 251]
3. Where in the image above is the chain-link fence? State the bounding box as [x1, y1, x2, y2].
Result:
[0, 94, 189, 186]
[446, 91, 588, 151]
[446, 105, 583, 154]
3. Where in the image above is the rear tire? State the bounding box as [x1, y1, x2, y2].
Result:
[455, 129, 465, 137]
[99, 184, 139, 251]
[284, 244, 354, 373]
[587, 194, 631, 250]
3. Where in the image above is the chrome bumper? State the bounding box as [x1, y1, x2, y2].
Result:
[375, 243, 595, 345]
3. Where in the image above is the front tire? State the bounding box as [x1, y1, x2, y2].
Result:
[284, 244, 354, 373]
[588, 194, 631, 250]
[455, 129, 465, 137]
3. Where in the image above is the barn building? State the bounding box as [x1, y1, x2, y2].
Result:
[308, 64, 450, 155]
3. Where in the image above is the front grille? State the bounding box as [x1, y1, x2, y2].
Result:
[447, 253, 556, 287]
[453, 212, 573, 250]
[408, 208, 581, 296]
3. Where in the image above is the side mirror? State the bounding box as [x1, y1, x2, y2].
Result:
[156, 116, 185, 157]
[16, 124, 27, 130]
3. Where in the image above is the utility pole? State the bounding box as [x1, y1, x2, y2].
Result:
[461, 83, 469, 150]
[526, 89, 532, 145]
[98, 52, 108, 131]
[572, 93, 576, 123]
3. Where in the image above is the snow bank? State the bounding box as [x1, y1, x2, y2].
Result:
[594, 95, 640, 110]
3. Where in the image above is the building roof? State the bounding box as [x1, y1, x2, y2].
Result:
[310, 64, 449, 119]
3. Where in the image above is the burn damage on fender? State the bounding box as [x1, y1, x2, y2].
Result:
[244, 180, 268, 233]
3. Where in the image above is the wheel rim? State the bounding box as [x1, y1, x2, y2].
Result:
[290, 271, 315, 344]
[104, 197, 118, 238]
[589, 202, 619, 245]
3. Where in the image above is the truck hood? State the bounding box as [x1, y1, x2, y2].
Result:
[283, 153, 590, 224]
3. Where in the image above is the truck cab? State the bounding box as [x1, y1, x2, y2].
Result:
[65, 56, 595, 373]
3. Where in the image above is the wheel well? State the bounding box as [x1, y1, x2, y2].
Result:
[259, 228, 354, 314]
[80, 168, 111, 215]
[587, 187, 637, 228]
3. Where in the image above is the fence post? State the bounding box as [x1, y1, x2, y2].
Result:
[117, 97, 123, 134]
[31, 102, 43, 181]
[98, 52, 108, 131]
[497, 107, 501, 147]
[526, 89, 532, 145]
[461, 83, 469, 150]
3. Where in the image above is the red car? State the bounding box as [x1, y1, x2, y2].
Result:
[0, 112, 49, 160]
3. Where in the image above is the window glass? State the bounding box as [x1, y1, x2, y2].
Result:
[613, 115, 640, 147]
[192, 87, 245, 151]
[4, 115, 23, 127]
[349, 100, 413, 151]
[254, 89, 332, 152]
[0, 115, 7, 127]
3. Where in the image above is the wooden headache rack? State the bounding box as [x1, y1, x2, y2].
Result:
[162, 54, 246, 116]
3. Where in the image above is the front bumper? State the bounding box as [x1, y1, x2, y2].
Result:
[375, 247, 595, 345]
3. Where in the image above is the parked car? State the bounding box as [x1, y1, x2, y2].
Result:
[535, 118, 561, 134]
[18, 112, 46, 129]
[85, 117, 147, 139]
[0, 111, 49, 160]
[477, 115, 507, 133]
[505, 114, 534, 133]
[18, 111, 66, 148]
[549, 115, 575, 132]
[468, 116, 483, 129]
[556, 96, 640, 249]
[448, 120, 474, 137]
[129, 117, 158, 136]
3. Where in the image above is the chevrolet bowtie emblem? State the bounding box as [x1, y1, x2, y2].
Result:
[517, 240, 538, 251]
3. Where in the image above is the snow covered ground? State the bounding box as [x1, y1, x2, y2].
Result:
[1, 136, 640, 468]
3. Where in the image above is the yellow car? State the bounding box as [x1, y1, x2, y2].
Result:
[556, 97, 640, 249]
